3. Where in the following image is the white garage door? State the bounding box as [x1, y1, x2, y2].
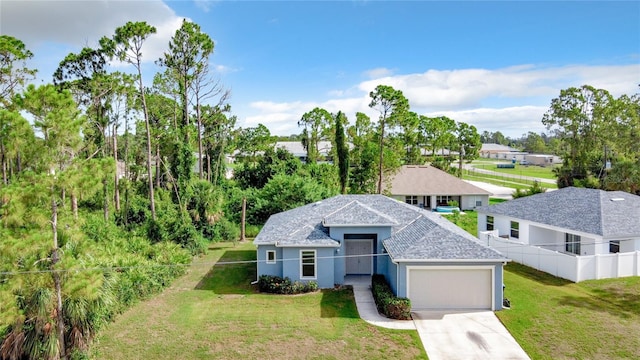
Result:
[408, 268, 493, 310]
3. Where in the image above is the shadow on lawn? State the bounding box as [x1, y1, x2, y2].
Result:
[195, 249, 257, 294]
[556, 286, 640, 319]
[320, 288, 360, 319]
[506, 262, 573, 286]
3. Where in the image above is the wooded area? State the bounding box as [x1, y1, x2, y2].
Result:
[1, 19, 638, 359]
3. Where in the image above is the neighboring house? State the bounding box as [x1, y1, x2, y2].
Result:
[477, 187, 640, 282]
[522, 154, 562, 166]
[384, 165, 491, 210]
[479, 144, 520, 159]
[274, 141, 334, 163]
[254, 195, 508, 310]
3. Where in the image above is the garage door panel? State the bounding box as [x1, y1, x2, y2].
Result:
[408, 268, 492, 310]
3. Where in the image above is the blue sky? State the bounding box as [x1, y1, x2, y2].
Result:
[2, 1, 639, 138]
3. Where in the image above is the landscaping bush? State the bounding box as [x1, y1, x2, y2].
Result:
[371, 274, 412, 320]
[257, 275, 318, 294]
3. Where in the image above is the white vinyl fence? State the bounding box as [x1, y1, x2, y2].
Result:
[479, 232, 640, 282]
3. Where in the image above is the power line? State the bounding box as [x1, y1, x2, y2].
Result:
[0, 253, 389, 276]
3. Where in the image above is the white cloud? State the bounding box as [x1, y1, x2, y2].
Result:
[0, 0, 184, 63]
[358, 64, 639, 110]
[240, 63, 639, 138]
[363, 67, 394, 79]
[427, 106, 549, 138]
[194, 0, 214, 13]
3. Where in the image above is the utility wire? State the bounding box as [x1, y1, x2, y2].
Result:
[0, 253, 389, 276]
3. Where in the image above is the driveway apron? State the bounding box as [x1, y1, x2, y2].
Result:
[412, 310, 530, 360]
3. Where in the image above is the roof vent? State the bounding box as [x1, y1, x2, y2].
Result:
[610, 198, 625, 202]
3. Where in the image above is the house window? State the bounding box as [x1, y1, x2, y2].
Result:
[436, 195, 452, 206]
[565, 233, 581, 255]
[266, 250, 276, 264]
[609, 240, 620, 254]
[405, 196, 418, 205]
[300, 250, 316, 279]
[510, 221, 519, 239]
[486, 216, 494, 231]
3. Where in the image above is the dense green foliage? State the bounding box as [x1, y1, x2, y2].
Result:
[511, 181, 548, 199]
[257, 275, 318, 294]
[371, 274, 412, 320]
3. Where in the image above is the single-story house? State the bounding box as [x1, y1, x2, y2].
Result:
[383, 165, 491, 210]
[477, 187, 640, 282]
[479, 144, 520, 159]
[254, 195, 508, 310]
[523, 154, 562, 166]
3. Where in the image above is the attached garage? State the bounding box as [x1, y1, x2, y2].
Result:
[407, 266, 494, 310]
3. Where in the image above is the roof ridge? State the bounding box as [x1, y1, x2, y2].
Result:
[394, 213, 423, 233]
[322, 199, 357, 221]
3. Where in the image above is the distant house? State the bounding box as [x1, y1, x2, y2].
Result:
[254, 195, 508, 310]
[383, 165, 491, 210]
[477, 187, 640, 282]
[479, 144, 520, 159]
[274, 141, 333, 163]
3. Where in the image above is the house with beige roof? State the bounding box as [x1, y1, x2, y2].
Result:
[383, 165, 491, 211]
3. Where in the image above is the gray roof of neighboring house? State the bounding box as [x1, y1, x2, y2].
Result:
[478, 187, 640, 238]
[254, 195, 507, 261]
[383, 165, 491, 196]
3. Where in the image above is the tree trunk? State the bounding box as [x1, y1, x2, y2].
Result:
[72, 193, 78, 220]
[1, 144, 7, 185]
[51, 195, 66, 360]
[197, 104, 203, 180]
[137, 64, 156, 220]
[206, 149, 211, 183]
[240, 197, 246, 242]
[377, 119, 385, 194]
[113, 124, 120, 212]
[155, 143, 160, 189]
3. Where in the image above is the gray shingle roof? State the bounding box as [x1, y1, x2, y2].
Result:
[323, 201, 399, 226]
[254, 194, 507, 261]
[478, 187, 640, 237]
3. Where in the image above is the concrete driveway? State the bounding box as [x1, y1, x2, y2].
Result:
[412, 311, 530, 360]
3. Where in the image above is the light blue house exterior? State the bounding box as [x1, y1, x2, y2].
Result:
[254, 195, 508, 310]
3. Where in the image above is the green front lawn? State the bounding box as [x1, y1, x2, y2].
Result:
[498, 264, 640, 359]
[90, 242, 426, 360]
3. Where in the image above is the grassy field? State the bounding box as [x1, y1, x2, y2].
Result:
[498, 264, 640, 360]
[471, 162, 558, 180]
[90, 242, 426, 360]
[463, 170, 558, 190]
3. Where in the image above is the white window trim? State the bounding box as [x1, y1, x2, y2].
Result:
[266, 250, 276, 264]
[565, 233, 581, 255]
[300, 250, 317, 280]
[510, 221, 519, 239]
[486, 215, 494, 231]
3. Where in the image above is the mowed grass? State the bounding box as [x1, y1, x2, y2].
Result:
[471, 162, 559, 180]
[498, 263, 640, 360]
[90, 242, 426, 360]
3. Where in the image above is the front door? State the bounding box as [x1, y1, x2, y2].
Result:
[345, 239, 373, 275]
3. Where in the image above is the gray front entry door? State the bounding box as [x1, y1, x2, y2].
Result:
[345, 240, 373, 275]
